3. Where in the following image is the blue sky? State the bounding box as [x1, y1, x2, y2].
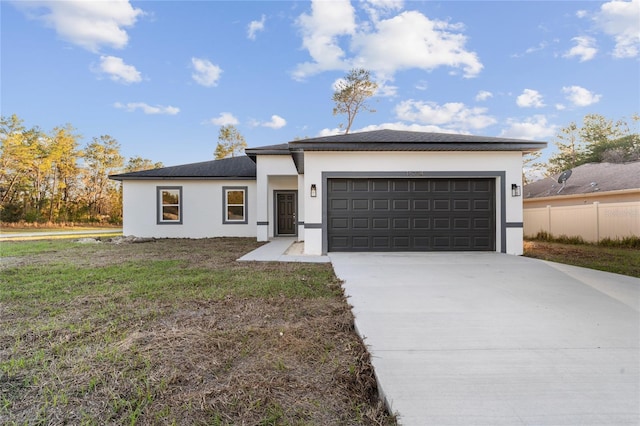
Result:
[2, 0, 639, 167]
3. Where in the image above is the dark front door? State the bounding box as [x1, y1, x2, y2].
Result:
[276, 192, 297, 236]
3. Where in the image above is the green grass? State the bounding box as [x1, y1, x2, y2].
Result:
[0, 238, 393, 425]
[3, 260, 337, 305]
[1, 240, 79, 257]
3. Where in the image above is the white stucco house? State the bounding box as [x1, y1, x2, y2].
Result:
[110, 130, 546, 255]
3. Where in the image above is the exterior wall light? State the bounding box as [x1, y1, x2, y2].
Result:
[310, 184, 317, 197]
[511, 184, 521, 197]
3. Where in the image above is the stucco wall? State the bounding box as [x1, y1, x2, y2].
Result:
[122, 180, 257, 238]
[255, 155, 298, 241]
[301, 151, 525, 255]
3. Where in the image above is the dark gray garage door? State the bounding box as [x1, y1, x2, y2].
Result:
[327, 178, 495, 251]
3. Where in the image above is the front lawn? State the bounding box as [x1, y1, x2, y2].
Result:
[0, 238, 394, 425]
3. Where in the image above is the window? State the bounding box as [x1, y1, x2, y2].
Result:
[157, 186, 182, 224]
[223, 186, 247, 224]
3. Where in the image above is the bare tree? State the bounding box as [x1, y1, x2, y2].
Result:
[332, 68, 378, 134]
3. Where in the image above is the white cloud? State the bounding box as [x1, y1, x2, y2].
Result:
[595, 0, 640, 58]
[293, 1, 482, 80]
[562, 85, 602, 107]
[96, 55, 141, 83]
[555, 103, 567, 111]
[263, 115, 287, 129]
[361, 0, 404, 21]
[293, 0, 356, 79]
[395, 100, 496, 130]
[15, 0, 144, 53]
[191, 57, 222, 87]
[209, 112, 239, 126]
[114, 102, 179, 115]
[576, 10, 588, 18]
[247, 14, 266, 40]
[563, 36, 597, 61]
[499, 115, 557, 140]
[475, 90, 493, 101]
[516, 89, 545, 108]
[351, 11, 482, 80]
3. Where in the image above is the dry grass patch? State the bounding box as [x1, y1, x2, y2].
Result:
[1, 238, 395, 425]
[523, 239, 640, 278]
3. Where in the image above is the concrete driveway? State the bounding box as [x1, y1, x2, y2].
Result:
[329, 252, 640, 425]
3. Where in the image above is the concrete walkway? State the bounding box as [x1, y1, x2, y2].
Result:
[237, 238, 330, 263]
[330, 252, 640, 425]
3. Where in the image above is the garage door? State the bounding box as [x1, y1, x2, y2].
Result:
[327, 178, 495, 251]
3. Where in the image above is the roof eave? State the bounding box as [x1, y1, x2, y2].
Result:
[109, 175, 256, 181]
[287, 141, 547, 151]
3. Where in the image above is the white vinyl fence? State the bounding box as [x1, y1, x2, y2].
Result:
[524, 201, 640, 242]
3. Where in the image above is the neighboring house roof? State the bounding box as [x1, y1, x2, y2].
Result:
[524, 161, 640, 198]
[109, 155, 256, 181]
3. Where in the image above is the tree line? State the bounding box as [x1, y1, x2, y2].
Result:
[0, 114, 162, 224]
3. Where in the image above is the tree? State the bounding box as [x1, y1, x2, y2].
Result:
[332, 68, 378, 134]
[81, 135, 124, 221]
[547, 113, 639, 174]
[125, 156, 163, 172]
[45, 125, 82, 221]
[214, 125, 247, 159]
[547, 122, 583, 174]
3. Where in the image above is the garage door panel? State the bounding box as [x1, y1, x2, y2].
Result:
[327, 178, 495, 252]
[372, 181, 390, 191]
[413, 180, 430, 192]
[372, 199, 390, 210]
[413, 199, 430, 210]
[453, 199, 470, 211]
[330, 217, 349, 229]
[330, 180, 348, 191]
[352, 180, 369, 191]
[392, 218, 410, 229]
[433, 181, 451, 191]
[433, 199, 450, 211]
[413, 218, 430, 229]
[330, 199, 348, 210]
[473, 199, 491, 210]
[352, 217, 369, 229]
[372, 218, 390, 229]
[393, 199, 410, 210]
[352, 199, 369, 210]
[453, 180, 471, 191]
[393, 181, 410, 191]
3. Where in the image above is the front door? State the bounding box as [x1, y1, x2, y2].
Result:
[276, 191, 297, 236]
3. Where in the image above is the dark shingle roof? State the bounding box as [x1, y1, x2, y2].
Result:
[288, 129, 546, 152]
[110, 130, 547, 181]
[524, 161, 640, 198]
[109, 155, 256, 181]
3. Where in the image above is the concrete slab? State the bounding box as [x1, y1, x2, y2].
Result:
[330, 252, 640, 425]
[237, 238, 330, 263]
